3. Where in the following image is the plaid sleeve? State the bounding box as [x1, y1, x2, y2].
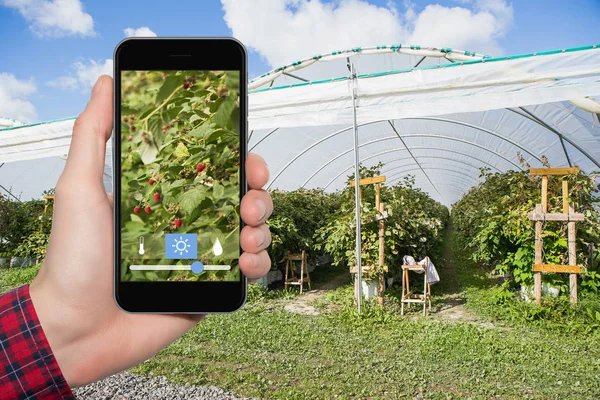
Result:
[0, 285, 74, 399]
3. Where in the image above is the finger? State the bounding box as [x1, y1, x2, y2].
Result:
[239, 250, 271, 280]
[240, 224, 271, 253]
[62, 75, 113, 186]
[240, 189, 273, 227]
[246, 153, 269, 189]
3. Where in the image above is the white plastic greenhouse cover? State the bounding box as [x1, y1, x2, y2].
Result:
[1, 44, 600, 204]
[248, 44, 600, 205]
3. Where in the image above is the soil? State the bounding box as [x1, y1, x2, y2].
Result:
[283, 227, 503, 329]
[283, 270, 350, 316]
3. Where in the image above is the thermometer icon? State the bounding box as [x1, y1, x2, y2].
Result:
[138, 236, 145, 255]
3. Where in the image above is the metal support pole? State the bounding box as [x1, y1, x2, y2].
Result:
[349, 61, 363, 313]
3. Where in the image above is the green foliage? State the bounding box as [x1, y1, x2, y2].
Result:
[453, 168, 600, 293]
[0, 196, 47, 255]
[13, 231, 49, 261]
[315, 164, 449, 279]
[120, 70, 241, 282]
[267, 189, 342, 268]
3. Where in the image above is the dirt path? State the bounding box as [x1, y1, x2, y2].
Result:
[284, 269, 350, 316]
[431, 225, 497, 329]
[282, 226, 502, 328]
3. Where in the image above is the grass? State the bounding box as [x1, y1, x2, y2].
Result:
[448, 231, 600, 335]
[134, 246, 600, 400]
[0, 264, 39, 293]
[2, 234, 600, 399]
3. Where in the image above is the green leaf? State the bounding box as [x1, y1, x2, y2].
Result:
[130, 214, 144, 223]
[133, 192, 144, 201]
[138, 105, 155, 120]
[189, 123, 214, 139]
[166, 106, 183, 119]
[174, 143, 190, 158]
[213, 95, 235, 128]
[168, 179, 187, 191]
[179, 188, 206, 216]
[213, 182, 225, 199]
[168, 164, 184, 175]
[159, 138, 177, 152]
[138, 142, 158, 165]
[156, 75, 184, 103]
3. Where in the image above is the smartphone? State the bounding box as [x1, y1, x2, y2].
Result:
[113, 38, 247, 313]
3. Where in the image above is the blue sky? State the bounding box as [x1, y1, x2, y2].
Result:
[0, 0, 599, 201]
[0, 0, 599, 123]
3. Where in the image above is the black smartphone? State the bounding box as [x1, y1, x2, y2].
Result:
[113, 38, 247, 313]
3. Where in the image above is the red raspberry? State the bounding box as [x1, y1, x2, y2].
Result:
[133, 207, 140, 214]
[144, 206, 151, 214]
[174, 219, 182, 228]
[196, 163, 205, 173]
[153, 193, 161, 201]
[149, 178, 155, 185]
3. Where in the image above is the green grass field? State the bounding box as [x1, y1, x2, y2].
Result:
[2, 231, 599, 399]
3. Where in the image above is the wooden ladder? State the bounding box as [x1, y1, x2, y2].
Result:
[528, 167, 584, 304]
[400, 264, 431, 316]
[284, 250, 311, 293]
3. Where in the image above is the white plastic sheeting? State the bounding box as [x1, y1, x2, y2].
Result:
[250, 48, 600, 130]
[1, 45, 600, 204]
[247, 45, 600, 205]
[0, 118, 112, 198]
[0, 118, 76, 163]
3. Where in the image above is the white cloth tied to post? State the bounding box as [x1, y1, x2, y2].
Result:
[403, 255, 440, 285]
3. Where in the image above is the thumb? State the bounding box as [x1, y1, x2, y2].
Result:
[61, 75, 113, 187]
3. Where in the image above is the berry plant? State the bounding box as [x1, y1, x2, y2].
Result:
[452, 168, 600, 295]
[314, 164, 449, 280]
[120, 70, 240, 282]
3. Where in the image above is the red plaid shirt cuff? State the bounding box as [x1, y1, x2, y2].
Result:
[0, 285, 74, 399]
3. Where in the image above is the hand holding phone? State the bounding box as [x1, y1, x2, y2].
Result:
[114, 38, 255, 313]
[28, 68, 272, 386]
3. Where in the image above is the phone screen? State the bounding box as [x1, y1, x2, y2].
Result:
[119, 70, 241, 283]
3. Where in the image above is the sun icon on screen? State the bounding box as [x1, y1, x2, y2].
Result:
[171, 235, 192, 256]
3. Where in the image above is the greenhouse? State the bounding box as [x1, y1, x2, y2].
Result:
[3, 42, 600, 398]
[2, 45, 600, 201]
[3, 43, 600, 297]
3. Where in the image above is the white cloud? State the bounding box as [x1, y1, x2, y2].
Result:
[406, 0, 513, 56]
[124, 26, 157, 37]
[221, 0, 513, 67]
[46, 27, 155, 91]
[48, 59, 113, 91]
[2, 0, 95, 38]
[0, 73, 37, 123]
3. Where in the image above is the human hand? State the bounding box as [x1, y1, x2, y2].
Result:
[29, 75, 272, 387]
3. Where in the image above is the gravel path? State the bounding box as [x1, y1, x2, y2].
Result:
[73, 372, 256, 400]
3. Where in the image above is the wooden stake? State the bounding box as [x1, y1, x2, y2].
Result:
[378, 202, 385, 306]
[568, 204, 578, 304]
[534, 203, 543, 305]
[530, 167, 580, 176]
[562, 179, 569, 215]
[541, 176, 548, 213]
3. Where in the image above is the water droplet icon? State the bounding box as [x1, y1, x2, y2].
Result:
[212, 238, 223, 256]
